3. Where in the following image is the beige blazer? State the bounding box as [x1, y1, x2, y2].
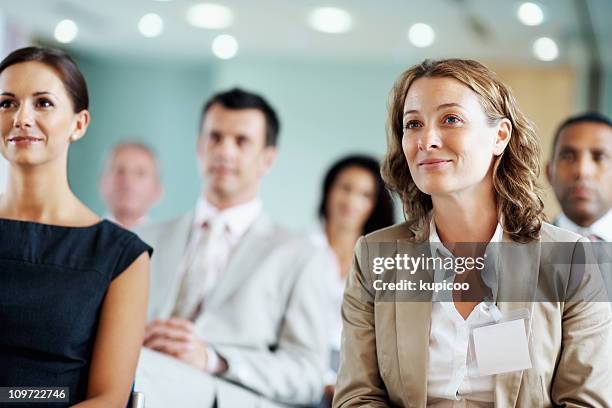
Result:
[136, 212, 332, 406]
[333, 221, 612, 407]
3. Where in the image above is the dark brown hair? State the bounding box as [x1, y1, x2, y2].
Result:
[550, 111, 612, 159]
[201, 88, 280, 147]
[0, 46, 88, 112]
[318, 155, 395, 235]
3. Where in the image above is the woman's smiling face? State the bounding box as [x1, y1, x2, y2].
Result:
[401, 76, 511, 198]
[0, 61, 87, 166]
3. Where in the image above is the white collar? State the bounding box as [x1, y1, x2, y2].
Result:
[428, 215, 503, 302]
[193, 196, 262, 238]
[556, 210, 612, 242]
[428, 215, 504, 254]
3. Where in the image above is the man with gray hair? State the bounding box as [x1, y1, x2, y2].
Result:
[99, 142, 163, 229]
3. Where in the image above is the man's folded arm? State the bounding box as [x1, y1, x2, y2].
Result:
[213, 247, 331, 405]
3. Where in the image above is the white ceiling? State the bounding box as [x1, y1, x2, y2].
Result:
[1, 0, 611, 66]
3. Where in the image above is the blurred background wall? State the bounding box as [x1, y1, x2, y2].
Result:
[1, 0, 611, 230]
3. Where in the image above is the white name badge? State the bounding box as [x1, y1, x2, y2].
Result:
[472, 318, 532, 376]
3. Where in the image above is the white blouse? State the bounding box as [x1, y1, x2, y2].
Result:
[308, 225, 345, 384]
[426, 218, 503, 406]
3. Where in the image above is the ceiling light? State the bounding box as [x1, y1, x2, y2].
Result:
[138, 13, 164, 38]
[307, 7, 353, 34]
[187, 3, 233, 29]
[212, 34, 238, 59]
[54, 19, 78, 44]
[408, 23, 435, 48]
[517, 2, 544, 26]
[533, 37, 558, 61]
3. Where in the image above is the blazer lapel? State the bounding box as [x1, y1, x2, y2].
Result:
[494, 233, 540, 407]
[395, 301, 432, 406]
[395, 238, 434, 407]
[158, 212, 195, 319]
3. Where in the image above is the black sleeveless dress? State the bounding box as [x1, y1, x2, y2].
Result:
[0, 219, 153, 407]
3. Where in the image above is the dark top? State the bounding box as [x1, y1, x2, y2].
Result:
[0, 219, 152, 407]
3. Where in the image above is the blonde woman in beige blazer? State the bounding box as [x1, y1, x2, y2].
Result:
[333, 59, 612, 407]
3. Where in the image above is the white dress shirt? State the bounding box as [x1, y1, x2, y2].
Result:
[308, 225, 344, 384]
[556, 210, 612, 242]
[191, 196, 263, 253]
[426, 217, 503, 407]
[174, 196, 262, 372]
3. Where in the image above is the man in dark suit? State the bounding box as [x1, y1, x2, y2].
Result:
[547, 111, 612, 306]
[547, 112, 612, 242]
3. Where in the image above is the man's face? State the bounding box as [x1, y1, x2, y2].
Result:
[197, 104, 276, 205]
[100, 146, 161, 218]
[547, 122, 612, 226]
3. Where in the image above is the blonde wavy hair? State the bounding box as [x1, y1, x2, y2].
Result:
[381, 59, 545, 243]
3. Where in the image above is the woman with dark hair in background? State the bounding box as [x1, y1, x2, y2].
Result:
[313, 154, 394, 406]
[0, 47, 151, 407]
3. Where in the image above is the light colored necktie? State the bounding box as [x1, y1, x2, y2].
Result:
[173, 217, 226, 320]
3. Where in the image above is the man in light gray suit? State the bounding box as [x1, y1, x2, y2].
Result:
[135, 88, 330, 408]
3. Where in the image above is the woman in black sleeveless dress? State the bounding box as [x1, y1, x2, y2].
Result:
[0, 47, 151, 407]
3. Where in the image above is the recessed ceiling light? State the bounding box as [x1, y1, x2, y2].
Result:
[187, 3, 234, 29]
[54, 19, 78, 44]
[517, 2, 544, 26]
[408, 23, 435, 48]
[307, 7, 353, 34]
[533, 37, 558, 61]
[212, 34, 238, 59]
[138, 13, 164, 38]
